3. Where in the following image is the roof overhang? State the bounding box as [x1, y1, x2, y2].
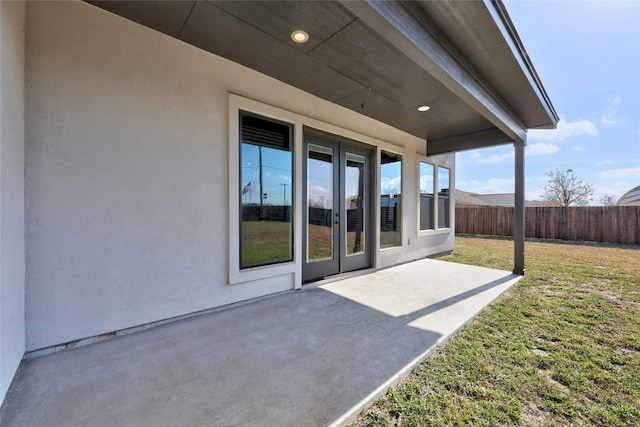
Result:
[86, 0, 558, 154]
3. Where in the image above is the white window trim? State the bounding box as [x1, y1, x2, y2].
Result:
[229, 93, 408, 285]
[417, 156, 436, 236]
[229, 96, 301, 285]
[436, 165, 452, 230]
[416, 155, 454, 237]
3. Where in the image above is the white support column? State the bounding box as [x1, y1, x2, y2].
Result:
[513, 139, 525, 275]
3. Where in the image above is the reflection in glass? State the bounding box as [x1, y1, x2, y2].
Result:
[438, 166, 450, 228]
[419, 162, 434, 230]
[307, 144, 334, 262]
[240, 113, 293, 269]
[346, 153, 365, 256]
[380, 151, 402, 248]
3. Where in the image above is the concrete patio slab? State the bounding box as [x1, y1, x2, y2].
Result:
[1, 259, 520, 427]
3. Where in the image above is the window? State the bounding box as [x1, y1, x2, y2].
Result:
[307, 144, 334, 262]
[239, 112, 293, 269]
[438, 166, 450, 228]
[346, 152, 367, 255]
[380, 151, 402, 248]
[419, 161, 434, 230]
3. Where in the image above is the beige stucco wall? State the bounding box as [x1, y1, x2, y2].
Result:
[1, 0, 26, 403]
[25, 0, 454, 351]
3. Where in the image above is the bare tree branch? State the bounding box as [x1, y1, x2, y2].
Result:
[600, 194, 617, 206]
[541, 169, 594, 207]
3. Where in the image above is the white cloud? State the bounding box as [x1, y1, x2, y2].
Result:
[475, 153, 514, 164]
[526, 142, 559, 156]
[593, 181, 633, 205]
[458, 178, 514, 194]
[309, 184, 329, 195]
[596, 160, 614, 166]
[419, 175, 434, 192]
[599, 167, 640, 180]
[528, 116, 598, 142]
[526, 190, 543, 201]
[601, 95, 622, 125]
[572, 146, 584, 152]
[381, 176, 401, 194]
[457, 179, 480, 188]
[465, 147, 513, 164]
[278, 173, 292, 183]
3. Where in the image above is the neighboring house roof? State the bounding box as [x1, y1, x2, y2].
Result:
[455, 190, 491, 206]
[474, 193, 517, 207]
[455, 189, 542, 207]
[87, 0, 557, 155]
[617, 185, 640, 206]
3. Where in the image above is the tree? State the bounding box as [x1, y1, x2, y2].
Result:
[540, 169, 594, 207]
[600, 194, 617, 206]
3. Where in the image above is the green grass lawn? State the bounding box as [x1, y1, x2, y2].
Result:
[241, 221, 292, 268]
[353, 236, 640, 426]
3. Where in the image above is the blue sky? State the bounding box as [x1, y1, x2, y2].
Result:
[456, 0, 640, 204]
[241, 144, 292, 206]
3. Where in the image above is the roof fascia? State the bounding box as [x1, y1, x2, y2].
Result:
[485, 0, 559, 126]
[340, 0, 527, 143]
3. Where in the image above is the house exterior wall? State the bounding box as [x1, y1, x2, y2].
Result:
[0, 0, 26, 403]
[25, 0, 454, 351]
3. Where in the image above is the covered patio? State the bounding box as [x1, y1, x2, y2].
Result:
[1, 0, 560, 410]
[2, 259, 520, 426]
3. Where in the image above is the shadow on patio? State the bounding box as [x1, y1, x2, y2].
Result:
[2, 259, 520, 427]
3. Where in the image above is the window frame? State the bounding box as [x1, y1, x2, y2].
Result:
[437, 165, 451, 229]
[238, 111, 294, 270]
[417, 156, 452, 237]
[418, 159, 435, 232]
[229, 97, 300, 285]
[379, 149, 403, 249]
[229, 94, 417, 285]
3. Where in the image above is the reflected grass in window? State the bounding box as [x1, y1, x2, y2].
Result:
[240, 220, 292, 268]
[307, 223, 332, 260]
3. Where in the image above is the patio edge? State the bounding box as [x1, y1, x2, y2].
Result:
[329, 273, 522, 427]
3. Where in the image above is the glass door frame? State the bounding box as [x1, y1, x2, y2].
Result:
[302, 127, 374, 282]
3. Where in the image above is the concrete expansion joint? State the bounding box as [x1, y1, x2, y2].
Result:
[23, 289, 295, 360]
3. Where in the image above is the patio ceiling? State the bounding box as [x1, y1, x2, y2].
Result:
[86, 0, 558, 154]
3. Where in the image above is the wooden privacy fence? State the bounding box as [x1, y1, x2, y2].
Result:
[456, 206, 640, 245]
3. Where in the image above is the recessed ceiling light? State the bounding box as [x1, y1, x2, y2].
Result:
[418, 105, 430, 112]
[291, 30, 309, 44]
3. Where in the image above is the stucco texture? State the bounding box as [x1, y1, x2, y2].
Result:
[1, 0, 26, 402]
[24, 0, 453, 351]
